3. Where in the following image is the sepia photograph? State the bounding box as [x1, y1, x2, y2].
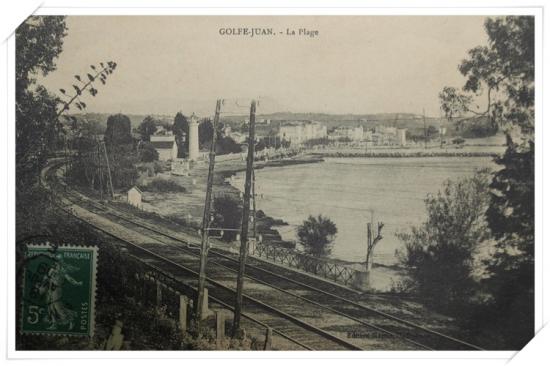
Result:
[12, 12, 536, 353]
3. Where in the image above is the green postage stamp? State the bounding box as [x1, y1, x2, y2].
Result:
[21, 245, 98, 337]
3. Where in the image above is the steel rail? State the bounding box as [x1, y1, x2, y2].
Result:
[74, 193, 479, 350]
[44, 160, 483, 351]
[45, 179, 359, 350]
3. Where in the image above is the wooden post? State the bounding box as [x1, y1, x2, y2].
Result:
[215, 311, 225, 349]
[366, 221, 384, 273]
[232, 100, 256, 337]
[155, 280, 162, 307]
[252, 169, 257, 238]
[201, 288, 209, 320]
[196, 100, 222, 324]
[264, 327, 273, 350]
[366, 223, 373, 272]
[179, 295, 188, 334]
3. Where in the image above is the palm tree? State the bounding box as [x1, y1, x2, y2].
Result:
[297, 215, 337, 257]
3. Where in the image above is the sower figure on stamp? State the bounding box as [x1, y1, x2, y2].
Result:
[37, 255, 83, 331]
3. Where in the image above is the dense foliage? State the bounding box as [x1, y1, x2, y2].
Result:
[297, 215, 338, 257]
[138, 141, 159, 162]
[398, 16, 536, 350]
[15, 16, 68, 240]
[173, 112, 189, 158]
[396, 171, 491, 312]
[137, 116, 158, 142]
[439, 16, 534, 134]
[212, 195, 243, 242]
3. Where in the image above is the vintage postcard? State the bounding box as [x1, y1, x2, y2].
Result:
[11, 12, 537, 354]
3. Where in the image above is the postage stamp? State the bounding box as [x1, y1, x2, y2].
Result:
[20, 245, 98, 337]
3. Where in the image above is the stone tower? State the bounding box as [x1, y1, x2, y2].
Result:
[188, 112, 199, 161]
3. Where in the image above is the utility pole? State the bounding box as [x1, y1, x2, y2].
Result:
[94, 135, 103, 200]
[101, 141, 115, 199]
[195, 99, 222, 325]
[232, 100, 256, 337]
[251, 169, 257, 238]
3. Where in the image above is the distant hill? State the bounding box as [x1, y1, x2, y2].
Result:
[221, 112, 447, 131]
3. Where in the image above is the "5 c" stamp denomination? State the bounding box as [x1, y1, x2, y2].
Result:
[21, 245, 98, 337]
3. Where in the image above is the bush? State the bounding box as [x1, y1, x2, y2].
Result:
[212, 195, 242, 242]
[395, 170, 491, 313]
[139, 141, 159, 162]
[143, 178, 186, 193]
[297, 215, 337, 257]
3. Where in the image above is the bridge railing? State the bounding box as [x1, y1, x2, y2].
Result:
[251, 243, 359, 286]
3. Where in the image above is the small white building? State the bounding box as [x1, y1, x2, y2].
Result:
[127, 186, 143, 209]
[150, 135, 178, 161]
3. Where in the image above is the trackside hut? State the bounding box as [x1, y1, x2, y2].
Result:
[127, 186, 143, 209]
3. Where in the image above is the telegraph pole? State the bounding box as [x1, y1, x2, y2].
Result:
[94, 135, 103, 200]
[232, 100, 256, 337]
[251, 169, 257, 238]
[195, 99, 222, 325]
[101, 141, 115, 199]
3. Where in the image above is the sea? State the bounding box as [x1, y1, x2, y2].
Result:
[230, 156, 496, 265]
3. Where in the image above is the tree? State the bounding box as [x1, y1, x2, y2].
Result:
[396, 170, 491, 312]
[439, 16, 534, 135]
[297, 215, 338, 257]
[212, 195, 242, 242]
[137, 116, 158, 142]
[16, 16, 69, 242]
[199, 118, 215, 149]
[216, 136, 242, 155]
[173, 112, 188, 158]
[103, 114, 138, 190]
[438, 16, 534, 349]
[138, 141, 159, 162]
[104, 114, 133, 148]
[16, 16, 67, 191]
[469, 138, 534, 349]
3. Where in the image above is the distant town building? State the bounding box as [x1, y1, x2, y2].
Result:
[127, 186, 143, 209]
[150, 135, 178, 161]
[329, 126, 364, 141]
[278, 121, 327, 145]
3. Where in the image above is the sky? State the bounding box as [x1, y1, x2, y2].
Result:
[38, 16, 489, 117]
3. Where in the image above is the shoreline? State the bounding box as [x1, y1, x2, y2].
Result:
[213, 154, 324, 248]
[310, 151, 500, 158]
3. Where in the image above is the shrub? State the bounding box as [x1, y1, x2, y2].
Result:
[143, 178, 186, 193]
[297, 215, 337, 257]
[395, 170, 491, 313]
[212, 195, 242, 242]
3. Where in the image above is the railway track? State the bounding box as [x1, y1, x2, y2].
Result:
[43, 159, 483, 351]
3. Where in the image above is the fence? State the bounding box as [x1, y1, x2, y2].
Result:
[118, 253, 274, 350]
[251, 243, 360, 286]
